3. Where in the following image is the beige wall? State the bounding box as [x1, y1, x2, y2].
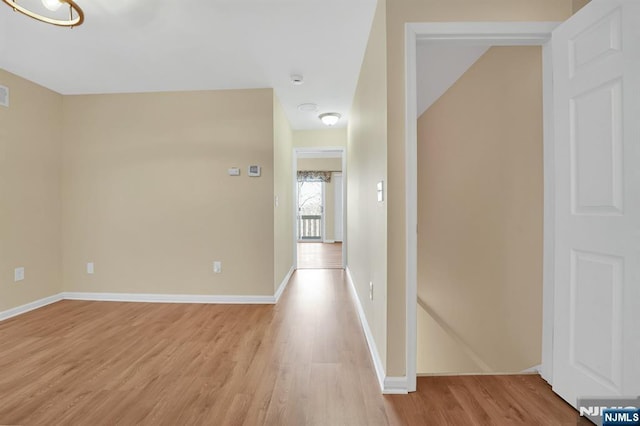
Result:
[297, 158, 343, 242]
[417, 47, 544, 374]
[293, 128, 347, 148]
[572, 0, 590, 13]
[61, 89, 276, 296]
[383, 0, 573, 376]
[0, 69, 63, 311]
[417, 303, 482, 374]
[347, 0, 388, 369]
[274, 96, 294, 291]
[297, 158, 342, 172]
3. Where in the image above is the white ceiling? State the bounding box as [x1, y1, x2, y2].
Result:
[0, 0, 377, 130]
[416, 43, 489, 118]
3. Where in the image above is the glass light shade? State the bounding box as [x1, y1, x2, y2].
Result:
[41, 0, 63, 11]
[319, 112, 341, 126]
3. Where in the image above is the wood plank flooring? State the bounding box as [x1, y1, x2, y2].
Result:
[297, 242, 343, 269]
[0, 269, 580, 425]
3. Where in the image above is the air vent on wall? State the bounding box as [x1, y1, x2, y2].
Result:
[0, 85, 8, 107]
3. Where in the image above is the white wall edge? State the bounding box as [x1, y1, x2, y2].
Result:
[61, 292, 276, 304]
[274, 266, 295, 303]
[345, 266, 386, 392]
[0, 293, 63, 322]
[541, 40, 555, 385]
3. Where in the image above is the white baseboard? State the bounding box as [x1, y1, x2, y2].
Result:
[274, 266, 295, 302]
[384, 376, 409, 394]
[417, 369, 543, 377]
[0, 293, 63, 322]
[61, 292, 276, 304]
[346, 267, 408, 394]
[1, 277, 295, 323]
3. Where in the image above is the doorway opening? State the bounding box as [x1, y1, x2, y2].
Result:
[416, 45, 544, 377]
[294, 148, 346, 270]
[404, 22, 559, 393]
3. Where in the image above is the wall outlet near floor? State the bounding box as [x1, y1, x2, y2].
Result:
[87, 262, 94, 274]
[213, 261, 222, 274]
[14, 267, 25, 282]
[369, 281, 374, 300]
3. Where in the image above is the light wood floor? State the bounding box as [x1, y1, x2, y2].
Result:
[297, 242, 343, 269]
[0, 269, 580, 425]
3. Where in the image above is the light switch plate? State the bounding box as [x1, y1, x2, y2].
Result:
[0, 85, 8, 108]
[377, 181, 384, 202]
[213, 261, 222, 273]
[87, 262, 94, 274]
[14, 267, 24, 282]
[228, 167, 240, 176]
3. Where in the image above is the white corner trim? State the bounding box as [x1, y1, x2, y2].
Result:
[274, 266, 295, 303]
[383, 376, 409, 395]
[0, 293, 63, 322]
[61, 292, 276, 304]
[345, 267, 386, 393]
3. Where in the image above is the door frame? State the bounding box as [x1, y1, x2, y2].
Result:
[404, 22, 561, 392]
[293, 147, 347, 269]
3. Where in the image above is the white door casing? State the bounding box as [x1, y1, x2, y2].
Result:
[334, 173, 344, 241]
[552, 0, 640, 406]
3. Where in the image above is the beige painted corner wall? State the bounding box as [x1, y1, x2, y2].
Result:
[417, 303, 482, 374]
[297, 158, 342, 242]
[347, 0, 388, 370]
[0, 69, 63, 312]
[61, 89, 276, 296]
[293, 128, 347, 148]
[383, 0, 573, 376]
[417, 47, 544, 374]
[273, 96, 294, 291]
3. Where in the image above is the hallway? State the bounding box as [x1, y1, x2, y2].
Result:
[297, 242, 343, 269]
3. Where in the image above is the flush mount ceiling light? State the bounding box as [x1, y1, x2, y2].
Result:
[2, 0, 84, 27]
[319, 112, 341, 126]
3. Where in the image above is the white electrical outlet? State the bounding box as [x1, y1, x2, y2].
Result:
[14, 267, 25, 282]
[369, 281, 374, 300]
[87, 262, 94, 274]
[213, 261, 222, 273]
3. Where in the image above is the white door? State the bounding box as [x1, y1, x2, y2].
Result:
[334, 173, 343, 241]
[552, 0, 640, 407]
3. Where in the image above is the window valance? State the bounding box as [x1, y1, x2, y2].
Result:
[297, 171, 332, 182]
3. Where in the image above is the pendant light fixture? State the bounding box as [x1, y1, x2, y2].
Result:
[2, 0, 84, 27]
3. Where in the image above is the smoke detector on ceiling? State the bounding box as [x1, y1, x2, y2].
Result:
[0, 85, 8, 107]
[290, 75, 304, 85]
[298, 103, 318, 112]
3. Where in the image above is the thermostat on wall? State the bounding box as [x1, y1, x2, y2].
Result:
[248, 165, 261, 177]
